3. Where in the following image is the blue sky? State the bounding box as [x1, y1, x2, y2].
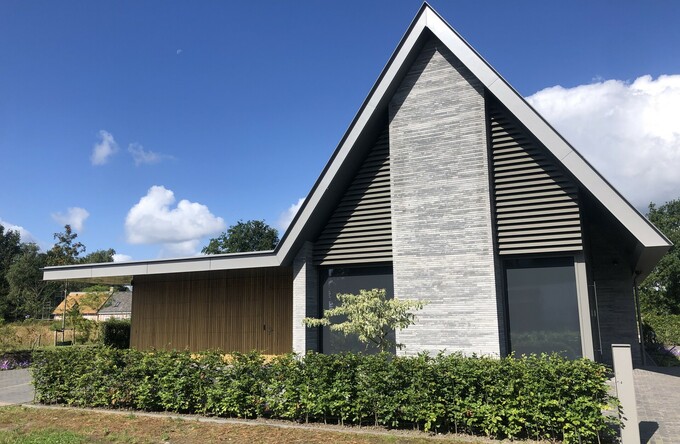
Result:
[1, 1, 679, 261]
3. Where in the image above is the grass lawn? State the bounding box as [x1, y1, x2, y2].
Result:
[0, 406, 494, 444]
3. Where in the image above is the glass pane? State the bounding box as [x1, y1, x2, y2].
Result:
[506, 258, 582, 359]
[320, 266, 394, 354]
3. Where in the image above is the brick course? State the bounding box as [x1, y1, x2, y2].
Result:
[388, 38, 500, 356]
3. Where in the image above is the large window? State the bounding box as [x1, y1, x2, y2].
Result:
[319, 266, 394, 354]
[505, 258, 582, 359]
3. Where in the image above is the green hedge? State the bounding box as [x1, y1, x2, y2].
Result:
[32, 347, 617, 442]
[100, 319, 131, 349]
[643, 314, 680, 345]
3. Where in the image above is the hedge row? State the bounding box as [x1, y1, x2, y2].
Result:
[32, 347, 617, 442]
[643, 314, 680, 345]
[100, 319, 131, 349]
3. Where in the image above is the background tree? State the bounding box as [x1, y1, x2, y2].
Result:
[47, 225, 85, 266]
[640, 199, 680, 315]
[303, 288, 426, 352]
[0, 226, 22, 320]
[6, 243, 56, 319]
[81, 248, 115, 264]
[202, 220, 279, 254]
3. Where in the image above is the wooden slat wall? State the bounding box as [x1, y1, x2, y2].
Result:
[131, 267, 292, 354]
[488, 99, 583, 255]
[314, 127, 392, 265]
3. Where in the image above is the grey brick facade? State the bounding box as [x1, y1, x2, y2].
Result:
[292, 241, 319, 354]
[388, 39, 500, 356]
[585, 209, 642, 366]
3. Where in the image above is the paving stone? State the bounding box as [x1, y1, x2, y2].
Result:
[634, 366, 680, 443]
[0, 368, 34, 406]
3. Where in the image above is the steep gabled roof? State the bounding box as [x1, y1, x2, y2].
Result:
[43, 3, 670, 284]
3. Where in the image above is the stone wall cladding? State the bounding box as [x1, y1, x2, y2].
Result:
[585, 215, 641, 366]
[292, 241, 319, 354]
[389, 38, 500, 356]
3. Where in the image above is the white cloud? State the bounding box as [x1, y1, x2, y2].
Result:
[0, 218, 37, 244]
[90, 130, 119, 166]
[125, 186, 225, 256]
[112, 253, 133, 263]
[159, 240, 202, 258]
[51, 207, 90, 231]
[128, 142, 172, 166]
[277, 197, 305, 232]
[527, 74, 680, 209]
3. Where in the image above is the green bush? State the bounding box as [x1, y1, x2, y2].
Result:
[31, 347, 618, 443]
[100, 319, 130, 349]
[643, 314, 680, 345]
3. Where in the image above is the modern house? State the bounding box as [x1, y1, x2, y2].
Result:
[43, 5, 670, 365]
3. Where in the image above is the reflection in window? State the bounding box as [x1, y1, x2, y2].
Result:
[319, 266, 394, 354]
[505, 258, 582, 359]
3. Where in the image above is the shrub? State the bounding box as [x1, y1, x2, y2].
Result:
[0, 349, 32, 370]
[100, 319, 130, 349]
[643, 314, 680, 345]
[32, 347, 618, 443]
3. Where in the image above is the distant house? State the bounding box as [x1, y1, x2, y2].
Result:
[97, 291, 132, 321]
[52, 292, 110, 322]
[43, 5, 671, 365]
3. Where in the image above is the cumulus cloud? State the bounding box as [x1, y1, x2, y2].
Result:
[51, 207, 90, 231]
[128, 143, 172, 166]
[90, 130, 119, 166]
[0, 218, 37, 243]
[277, 197, 305, 232]
[112, 253, 133, 263]
[527, 74, 680, 209]
[125, 186, 225, 256]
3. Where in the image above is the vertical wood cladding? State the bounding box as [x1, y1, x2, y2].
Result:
[131, 267, 292, 354]
[488, 98, 583, 255]
[313, 127, 392, 265]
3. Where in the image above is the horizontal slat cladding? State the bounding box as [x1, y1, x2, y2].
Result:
[314, 127, 392, 265]
[489, 101, 583, 255]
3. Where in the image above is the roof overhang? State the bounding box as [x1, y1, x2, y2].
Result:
[43, 251, 279, 284]
[43, 3, 671, 284]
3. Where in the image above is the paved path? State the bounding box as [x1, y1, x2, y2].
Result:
[635, 366, 680, 443]
[0, 369, 34, 406]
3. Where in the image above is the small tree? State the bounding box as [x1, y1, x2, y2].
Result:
[303, 288, 425, 352]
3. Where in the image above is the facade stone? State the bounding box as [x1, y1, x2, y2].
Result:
[388, 38, 500, 356]
[585, 207, 642, 366]
[292, 241, 319, 354]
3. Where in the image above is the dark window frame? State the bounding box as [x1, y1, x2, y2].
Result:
[317, 263, 394, 354]
[502, 255, 583, 359]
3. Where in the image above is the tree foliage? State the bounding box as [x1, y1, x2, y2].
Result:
[640, 199, 680, 315]
[81, 248, 115, 264]
[202, 220, 279, 254]
[303, 288, 426, 352]
[0, 223, 118, 321]
[0, 225, 22, 319]
[47, 225, 85, 266]
[6, 243, 56, 319]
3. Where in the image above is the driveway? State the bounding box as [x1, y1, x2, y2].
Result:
[0, 369, 34, 406]
[635, 366, 680, 443]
